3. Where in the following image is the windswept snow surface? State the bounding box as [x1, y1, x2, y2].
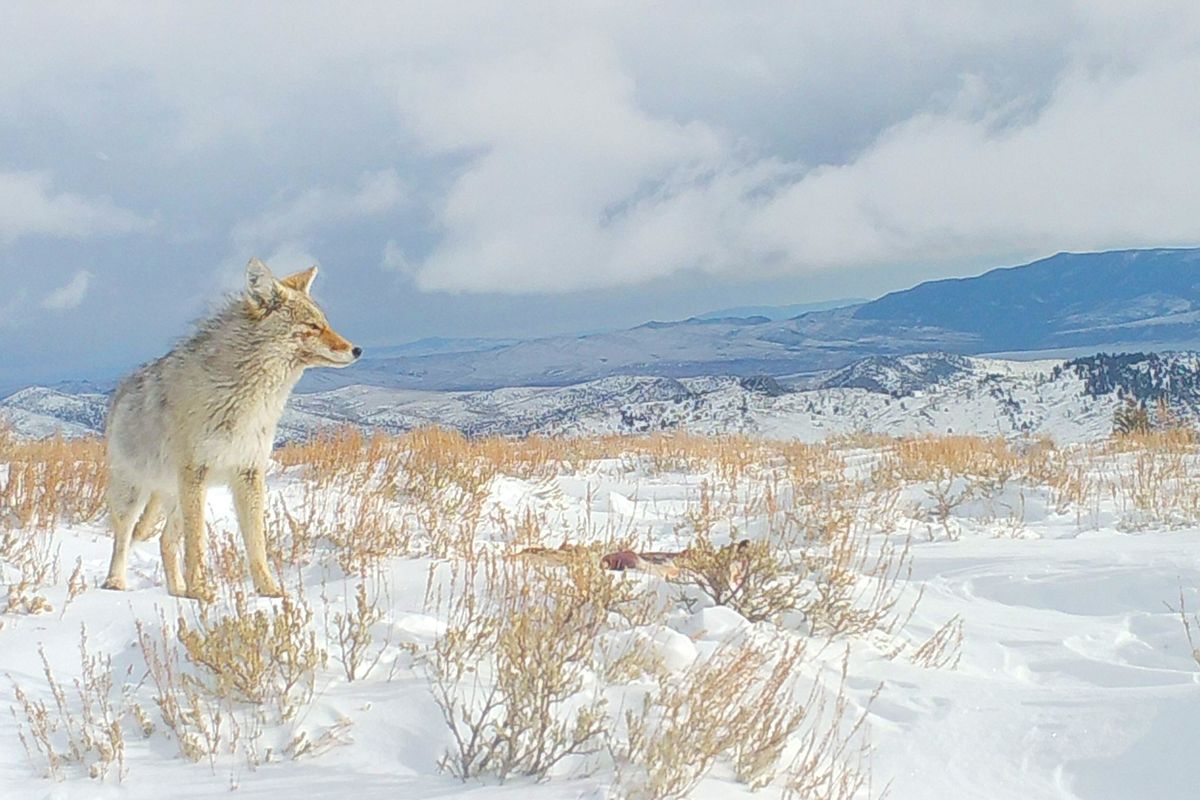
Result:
[1, 448, 1197, 798]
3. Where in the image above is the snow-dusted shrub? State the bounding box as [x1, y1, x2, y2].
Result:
[324, 580, 388, 682]
[9, 627, 131, 782]
[612, 638, 871, 799]
[176, 588, 326, 722]
[428, 553, 662, 781]
[677, 536, 809, 624]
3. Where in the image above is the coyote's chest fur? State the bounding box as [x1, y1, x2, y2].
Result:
[102, 259, 360, 600]
[185, 363, 299, 475]
[106, 310, 302, 487]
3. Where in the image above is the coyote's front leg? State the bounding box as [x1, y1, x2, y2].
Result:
[233, 466, 283, 597]
[179, 465, 212, 602]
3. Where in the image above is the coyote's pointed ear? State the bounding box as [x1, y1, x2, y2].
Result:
[245, 258, 283, 317]
[280, 265, 318, 295]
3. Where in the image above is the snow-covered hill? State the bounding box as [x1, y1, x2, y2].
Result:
[7, 352, 1200, 444]
[0, 387, 109, 439]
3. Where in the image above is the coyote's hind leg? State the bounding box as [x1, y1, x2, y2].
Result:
[131, 491, 164, 542]
[102, 480, 149, 591]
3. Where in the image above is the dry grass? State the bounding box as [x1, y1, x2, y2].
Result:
[0, 431, 106, 531]
[878, 435, 1023, 486]
[612, 639, 807, 798]
[782, 650, 879, 800]
[909, 615, 964, 670]
[29, 423, 1200, 792]
[612, 640, 878, 800]
[136, 611, 245, 766]
[1105, 424, 1199, 454]
[867, 430, 1200, 533]
[270, 427, 931, 649]
[176, 589, 325, 722]
[671, 477, 916, 640]
[0, 431, 104, 615]
[427, 554, 631, 781]
[2, 525, 60, 615]
[1175, 590, 1200, 669]
[9, 627, 131, 782]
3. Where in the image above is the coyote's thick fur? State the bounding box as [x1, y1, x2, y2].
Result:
[102, 259, 360, 600]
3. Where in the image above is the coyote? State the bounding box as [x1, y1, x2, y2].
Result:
[102, 259, 361, 600]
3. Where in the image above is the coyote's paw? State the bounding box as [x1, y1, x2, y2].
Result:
[180, 582, 214, 603]
[254, 579, 284, 598]
[164, 573, 186, 598]
[101, 576, 127, 591]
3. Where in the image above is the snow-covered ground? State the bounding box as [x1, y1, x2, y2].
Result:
[1, 438, 1198, 799]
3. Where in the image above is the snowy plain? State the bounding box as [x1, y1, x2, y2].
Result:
[1, 434, 1198, 800]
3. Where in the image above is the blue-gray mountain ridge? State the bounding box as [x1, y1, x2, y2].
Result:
[297, 247, 1200, 393]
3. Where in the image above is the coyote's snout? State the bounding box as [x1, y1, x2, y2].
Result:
[103, 259, 361, 600]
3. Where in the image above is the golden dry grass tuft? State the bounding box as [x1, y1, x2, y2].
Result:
[1, 432, 106, 615]
[0, 432, 106, 531]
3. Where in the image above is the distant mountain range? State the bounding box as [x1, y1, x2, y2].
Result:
[296, 247, 1200, 393]
[8, 247, 1200, 443]
[8, 351, 1200, 444]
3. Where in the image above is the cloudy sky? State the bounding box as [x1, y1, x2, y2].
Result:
[3, 1, 1200, 389]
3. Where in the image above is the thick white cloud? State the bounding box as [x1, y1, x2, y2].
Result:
[3, 1, 1200, 296]
[743, 52, 1200, 271]
[41, 270, 93, 311]
[0, 172, 148, 244]
[390, 3, 1200, 292]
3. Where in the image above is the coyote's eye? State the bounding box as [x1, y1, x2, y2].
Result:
[301, 322, 322, 335]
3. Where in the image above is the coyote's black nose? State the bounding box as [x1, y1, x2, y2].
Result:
[352, 346, 363, 359]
